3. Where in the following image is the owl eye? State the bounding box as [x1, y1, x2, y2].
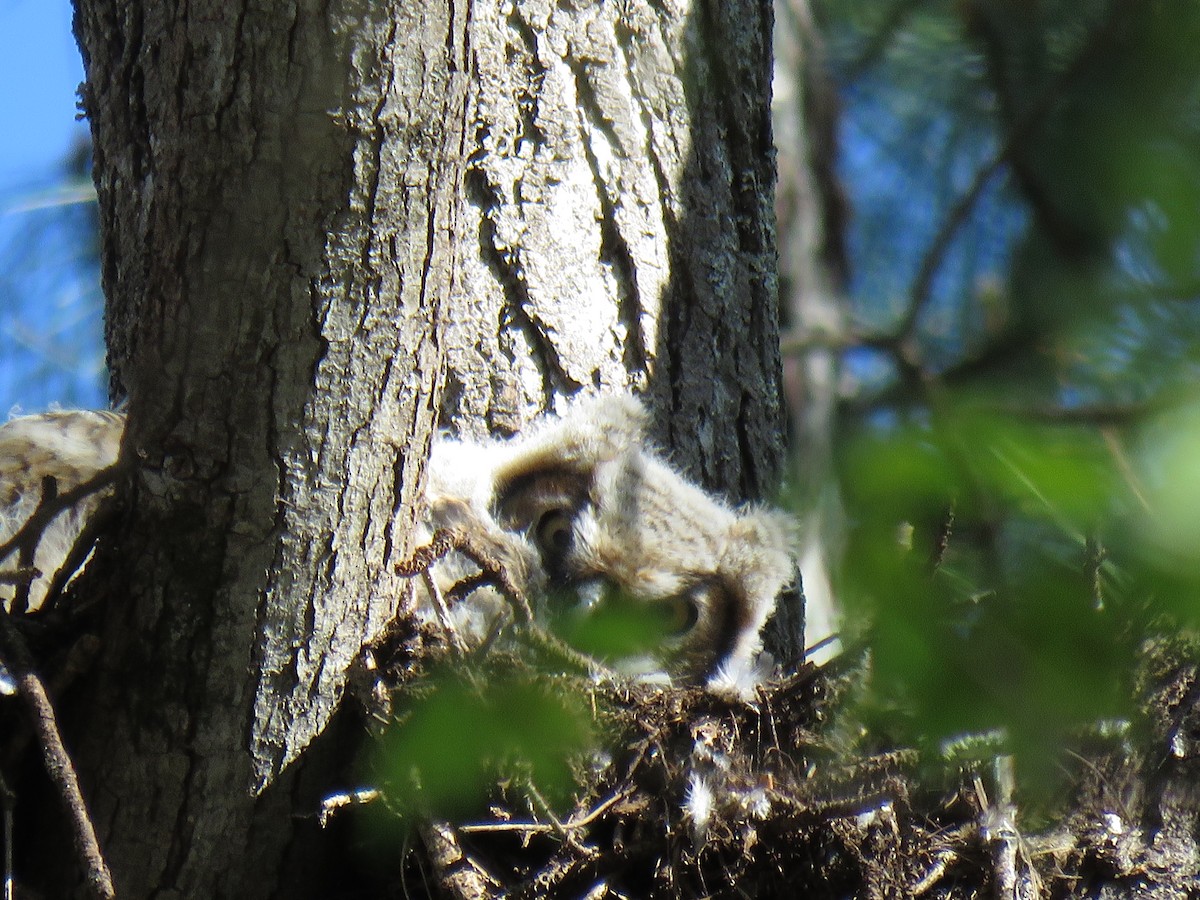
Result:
[654, 593, 700, 636]
[534, 509, 575, 557]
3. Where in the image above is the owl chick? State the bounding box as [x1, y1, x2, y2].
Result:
[420, 394, 799, 689]
[0, 410, 123, 614]
[0, 399, 799, 692]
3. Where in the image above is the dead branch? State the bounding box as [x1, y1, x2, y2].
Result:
[395, 530, 602, 678]
[0, 613, 113, 899]
[0, 769, 13, 900]
[420, 821, 504, 900]
[396, 528, 532, 624]
[0, 466, 118, 616]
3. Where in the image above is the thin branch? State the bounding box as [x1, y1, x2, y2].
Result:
[981, 756, 1041, 900]
[928, 502, 956, 575]
[803, 631, 841, 662]
[0, 467, 117, 569]
[0, 466, 118, 616]
[1101, 427, 1153, 514]
[525, 781, 592, 856]
[965, 1, 1122, 258]
[520, 625, 608, 680]
[318, 788, 382, 828]
[910, 848, 957, 896]
[419, 821, 504, 900]
[421, 570, 466, 655]
[38, 491, 121, 613]
[843, 0, 929, 82]
[873, 9, 1127, 373]
[0, 614, 113, 899]
[8, 479, 51, 617]
[0, 770, 13, 900]
[458, 786, 635, 837]
[1084, 535, 1107, 613]
[445, 571, 495, 606]
[396, 529, 533, 625]
[0, 569, 39, 588]
[902, 150, 1009, 340]
[395, 530, 607, 676]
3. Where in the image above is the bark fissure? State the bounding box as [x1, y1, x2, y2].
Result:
[567, 58, 651, 380]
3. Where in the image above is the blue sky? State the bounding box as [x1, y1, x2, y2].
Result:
[0, 1, 86, 188]
[0, 1, 103, 414]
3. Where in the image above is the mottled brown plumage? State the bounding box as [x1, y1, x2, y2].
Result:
[0, 411, 123, 613]
[0, 398, 799, 691]
[421, 395, 799, 689]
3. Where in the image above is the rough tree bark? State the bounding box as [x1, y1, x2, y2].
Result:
[442, 0, 785, 505]
[65, 1, 467, 895]
[51, 0, 793, 895]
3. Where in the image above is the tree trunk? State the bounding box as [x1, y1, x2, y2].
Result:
[66, 1, 467, 895]
[55, 0, 792, 895]
[442, 0, 784, 504]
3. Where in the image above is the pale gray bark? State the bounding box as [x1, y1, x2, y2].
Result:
[68, 1, 466, 895]
[446, 0, 784, 504]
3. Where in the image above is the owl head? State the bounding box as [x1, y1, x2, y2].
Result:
[422, 395, 799, 688]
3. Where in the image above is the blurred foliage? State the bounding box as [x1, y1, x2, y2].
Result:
[372, 587, 694, 824]
[837, 402, 1140, 788]
[816, 0, 1200, 787]
[548, 585, 693, 663]
[374, 663, 596, 823]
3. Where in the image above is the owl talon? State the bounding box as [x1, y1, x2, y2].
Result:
[397, 528, 534, 626]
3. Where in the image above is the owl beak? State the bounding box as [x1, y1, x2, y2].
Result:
[565, 578, 608, 616]
[542, 577, 619, 623]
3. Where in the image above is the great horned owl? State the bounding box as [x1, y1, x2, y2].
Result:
[420, 395, 799, 688]
[0, 397, 799, 690]
[0, 410, 123, 614]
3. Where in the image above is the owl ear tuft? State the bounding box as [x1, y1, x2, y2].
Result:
[547, 393, 649, 464]
[493, 392, 648, 483]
